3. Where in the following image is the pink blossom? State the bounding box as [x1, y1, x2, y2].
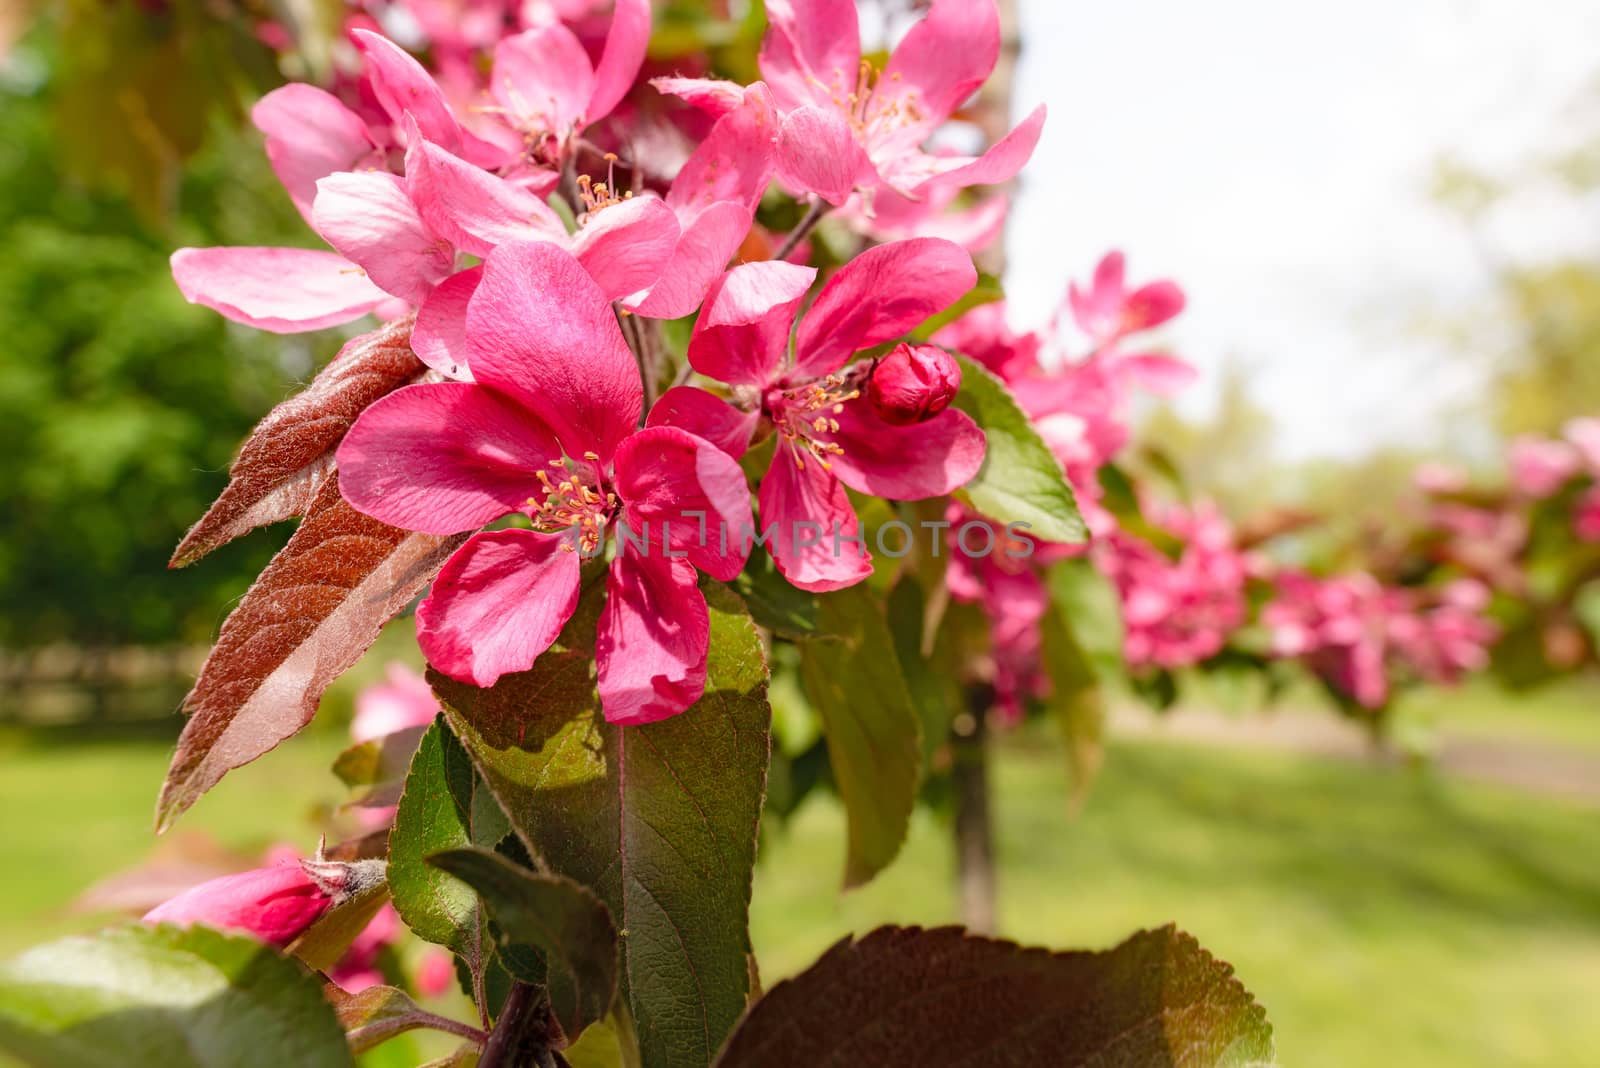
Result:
[1066, 250, 1186, 349]
[329, 903, 403, 994]
[657, 0, 1045, 205]
[337, 242, 753, 723]
[1508, 435, 1580, 499]
[415, 948, 458, 998]
[1576, 487, 1600, 542]
[943, 504, 1068, 719]
[143, 862, 338, 947]
[352, 663, 440, 743]
[866, 343, 962, 426]
[1093, 502, 1248, 670]
[1263, 572, 1498, 708]
[648, 238, 986, 591]
[478, 0, 651, 172]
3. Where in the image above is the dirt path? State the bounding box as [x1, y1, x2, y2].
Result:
[1111, 706, 1600, 804]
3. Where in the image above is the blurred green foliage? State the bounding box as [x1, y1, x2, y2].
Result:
[0, 28, 342, 650]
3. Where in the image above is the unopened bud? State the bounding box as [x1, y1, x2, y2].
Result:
[142, 857, 384, 947]
[867, 343, 962, 426]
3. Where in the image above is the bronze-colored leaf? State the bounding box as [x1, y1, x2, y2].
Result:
[713, 925, 1275, 1068]
[170, 316, 421, 568]
[156, 474, 464, 831]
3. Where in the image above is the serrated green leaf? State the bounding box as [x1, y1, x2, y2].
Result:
[432, 581, 771, 1068]
[389, 718, 505, 975]
[948, 356, 1087, 544]
[429, 847, 618, 1044]
[798, 586, 922, 888]
[0, 924, 351, 1068]
[712, 925, 1275, 1067]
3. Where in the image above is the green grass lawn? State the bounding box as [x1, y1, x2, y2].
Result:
[1, 720, 1597, 1067]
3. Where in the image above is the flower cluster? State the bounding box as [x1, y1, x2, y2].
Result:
[171, 0, 1042, 725]
[1094, 501, 1250, 671]
[1264, 573, 1498, 709]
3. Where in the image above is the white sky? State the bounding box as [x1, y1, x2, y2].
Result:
[1006, 0, 1600, 459]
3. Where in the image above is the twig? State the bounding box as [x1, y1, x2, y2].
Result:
[478, 981, 544, 1068]
[773, 199, 828, 262]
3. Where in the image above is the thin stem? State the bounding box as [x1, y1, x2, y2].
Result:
[478, 981, 543, 1068]
[773, 199, 828, 262]
[346, 1011, 490, 1051]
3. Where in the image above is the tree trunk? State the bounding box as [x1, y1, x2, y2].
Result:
[951, 688, 998, 934]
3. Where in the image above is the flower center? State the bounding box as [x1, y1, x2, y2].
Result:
[818, 60, 926, 145]
[768, 374, 861, 473]
[576, 154, 633, 225]
[528, 454, 615, 555]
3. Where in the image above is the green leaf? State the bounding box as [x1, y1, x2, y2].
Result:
[429, 847, 619, 1043]
[731, 550, 819, 638]
[432, 581, 771, 1068]
[912, 273, 1004, 340]
[948, 356, 1087, 544]
[0, 924, 352, 1068]
[798, 586, 922, 888]
[712, 925, 1275, 1068]
[388, 718, 507, 977]
[886, 577, 961, 770]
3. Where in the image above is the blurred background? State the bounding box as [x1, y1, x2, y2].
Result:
[1, 2, 1597, 1066]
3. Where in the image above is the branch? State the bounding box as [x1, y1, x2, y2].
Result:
[773, 200, 828, 262]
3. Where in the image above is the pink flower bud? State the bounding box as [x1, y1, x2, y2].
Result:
[868, 343, 962, 426]
[142, 857, 382, 947]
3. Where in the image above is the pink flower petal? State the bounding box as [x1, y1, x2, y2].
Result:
[879, 0, 999, 143]
[626, 201, 754, 320]
[412, 266, 481, 380]
[828, 399, 985, 499]
[758, 442, 872, 592]
[650, 76, 747, 118]
[352, 663, 440, 743]
[336, 382, 560, 535]
[1122, 280, 1186, 334]
[492, 25, 594, 141]
[466, 242, 643, 463]
[587, 0, 651, 123]
[596, 541, 708, 725]
[417, 528, 583, 687]
[667, 86, 778, 217]
[645, 386, 760, 459]
[352, 29, 465, 155]
[910, 103, 1047, 194]
[571, 195, 680, 301]
[760, 0, 862, 113]
[689, 260, 817, 387]
[776, 105, 874, 205]
[406, 136, 562, 258]
[252, 84, 374, 224]
[1113, 352, 1196, 396]
[792, 237, 975, 379]
[313, 171, 452, 305]
[614, 426, 755, 581]
[144, 863, 331, 947]
[170, 246, 387, 333]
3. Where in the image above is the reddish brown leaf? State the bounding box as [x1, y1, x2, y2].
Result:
[713, 925, 1274, 1068]
[157, 474, 464, 831]
[169, 316, 422, 569]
